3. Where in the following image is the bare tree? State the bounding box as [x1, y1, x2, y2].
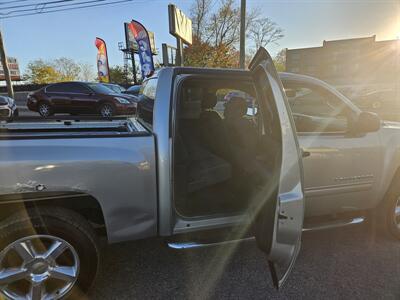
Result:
[190, 0, 213, 40]
[78, 62, 96, 82]
[248, 18, 284, 49]
[206, 0, 240, 47]
[52, 57, 80, 81]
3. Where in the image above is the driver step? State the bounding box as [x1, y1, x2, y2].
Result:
[303, 216, 365, 232]
[167, 237, 255, 250]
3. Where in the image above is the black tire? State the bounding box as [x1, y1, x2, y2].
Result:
[38, 102, 53, 118]
[383, 189, 400, 240]
[0, 206, 100, 299]
[98, 103, 115, 118]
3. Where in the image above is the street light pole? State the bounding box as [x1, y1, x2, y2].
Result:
[0, 29, 14, 98]
[239, 0, 246, 69]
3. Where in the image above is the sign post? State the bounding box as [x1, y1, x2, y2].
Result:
[168, 4, 192, 66]
[0, 29, 14, 99]
[162, 43, 177, 66]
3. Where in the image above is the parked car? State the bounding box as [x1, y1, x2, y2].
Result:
[125, 84, 141, 96]
[102, 83, 126, 94]
[0, 95, 18, 121]
[0, 48, 304, 299]
[27, 81, 138, 117]
[352, 89, 400, 121]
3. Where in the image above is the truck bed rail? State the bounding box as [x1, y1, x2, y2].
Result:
[0, 117, 149, 139]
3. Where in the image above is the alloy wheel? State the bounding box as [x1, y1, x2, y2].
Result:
[100, 104, 113, 117]
[0, 235, 80, 300]
[38, 104, 51, 117]
[395, 197, 400, 230]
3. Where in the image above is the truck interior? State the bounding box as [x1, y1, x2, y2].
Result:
[173, 76, 282, 218]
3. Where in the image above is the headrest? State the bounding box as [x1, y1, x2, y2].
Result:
[201, 92, 217, 110]
[224, 96, 248, 120]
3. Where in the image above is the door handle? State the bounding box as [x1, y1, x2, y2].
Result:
[301, 148, 311, 158]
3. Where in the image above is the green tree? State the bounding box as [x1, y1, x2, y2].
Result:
[24, 59, 61, 84]
[273, 49, 286, 72]
[24, 58, 83, 84]
[108, 65, 129, 85]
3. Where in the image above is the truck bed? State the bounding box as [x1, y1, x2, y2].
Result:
[0, 117, 150, 139]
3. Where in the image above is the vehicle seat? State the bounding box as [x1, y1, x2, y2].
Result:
[198, 92, 231, 159]
[175, 95, 232, 194]
[224, 96, 258, 155]
[224, 96, 271, 183]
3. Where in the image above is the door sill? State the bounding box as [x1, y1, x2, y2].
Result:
[303, 216, 365, 232]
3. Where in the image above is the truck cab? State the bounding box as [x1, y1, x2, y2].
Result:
[0, 48, 304, 299]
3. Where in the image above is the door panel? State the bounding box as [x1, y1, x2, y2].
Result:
[48, 93, 72, 112]
[299, 132, 381, 217]
[250, 47, 304, 289]
[282, 80, 382, 217]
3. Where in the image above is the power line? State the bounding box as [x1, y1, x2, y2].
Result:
[1, 0, 109, 16]
[0, 0, 135, 19]
[0, 0, 30, 5]
[0, 0, 74, 11]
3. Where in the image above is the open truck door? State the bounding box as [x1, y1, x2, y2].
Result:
[250, 47, 305, 289]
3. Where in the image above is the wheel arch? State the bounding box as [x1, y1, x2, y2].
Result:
[0, 192, 107, 240]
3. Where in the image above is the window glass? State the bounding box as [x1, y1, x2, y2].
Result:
[86, 83, 113, 94]
[142, 78, 157, 100]
[283, 82, 348, 133]
[46, 83, 65, 92]
[70, 83, 91, 94]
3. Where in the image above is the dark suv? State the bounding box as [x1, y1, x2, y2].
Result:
[27, 81, 138, 117]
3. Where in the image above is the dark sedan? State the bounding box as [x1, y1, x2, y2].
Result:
[125, 85, 141, 96]
[27, 82, 138, 117]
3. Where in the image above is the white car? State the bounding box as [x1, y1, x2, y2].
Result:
[0, 96, 18, 121]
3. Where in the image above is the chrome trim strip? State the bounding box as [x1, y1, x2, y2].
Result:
[167, 237, 255, 249]
[302, 216, 365, 232]
[305, 182, 373, 197]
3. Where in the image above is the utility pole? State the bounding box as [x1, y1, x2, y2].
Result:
[0, 29, 14, 98]
[239, 0, 246, 69]
[176, 37, 183, 66]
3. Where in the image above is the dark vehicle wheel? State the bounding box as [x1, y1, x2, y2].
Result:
[38, 102, 53, 118]
[0, 207, 100, 300]
[99, 103, 114, 118]
[384, 191, 400, 240]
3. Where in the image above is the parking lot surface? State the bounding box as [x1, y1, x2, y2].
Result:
[91, 223, 400, 299]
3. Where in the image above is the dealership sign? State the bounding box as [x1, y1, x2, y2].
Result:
[0, 57, 21, 81]
[168, 4, 192, 45]
[128, 20, 155, 78]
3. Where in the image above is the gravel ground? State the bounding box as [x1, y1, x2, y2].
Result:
[91, 222, 400, 300]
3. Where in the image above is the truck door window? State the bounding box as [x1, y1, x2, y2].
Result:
[142, 78, 157, 100]
[284, 82, 349, 134]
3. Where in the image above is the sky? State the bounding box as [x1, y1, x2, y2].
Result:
[0, 0, 399, 74]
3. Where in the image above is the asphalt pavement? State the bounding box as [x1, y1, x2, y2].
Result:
[91, 222, 400, 300]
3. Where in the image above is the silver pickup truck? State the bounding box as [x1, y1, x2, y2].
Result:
[0, 48, 390, 300]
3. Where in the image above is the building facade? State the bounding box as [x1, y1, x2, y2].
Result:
[285, 36, 400, 92]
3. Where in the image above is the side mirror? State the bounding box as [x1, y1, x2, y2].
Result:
[353, 111, 381, 133]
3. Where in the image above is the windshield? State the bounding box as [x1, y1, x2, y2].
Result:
[0, 97, 9, 105]
[87, 83, 115, 94]
[105, 84, 126, 93]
